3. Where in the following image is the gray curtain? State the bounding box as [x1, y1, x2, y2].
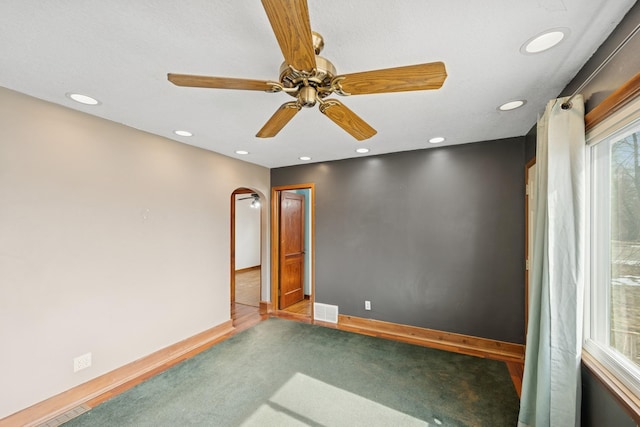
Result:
[518, 95, 586, 427]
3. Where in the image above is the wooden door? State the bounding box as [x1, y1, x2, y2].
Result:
[279, 192, 305, 309]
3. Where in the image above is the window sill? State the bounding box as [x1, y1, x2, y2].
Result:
[582, 350, 640, 423]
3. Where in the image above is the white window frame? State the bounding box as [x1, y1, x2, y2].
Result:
[585, 94, 640, 399]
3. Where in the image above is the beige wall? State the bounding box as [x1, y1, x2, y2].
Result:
[235, 195, 261, 270]
[0, 87, 270, 418]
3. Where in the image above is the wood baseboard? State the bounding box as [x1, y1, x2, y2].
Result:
[338, 315, 525, 363]
[259, 300, 270, 314]
[235, 265, 261, 274]
[0, 320, 234, 427]
[506, 361, 524, 397]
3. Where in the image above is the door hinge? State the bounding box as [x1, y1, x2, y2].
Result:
[526, 259, 530, 270]
[526, 184, 530, 196]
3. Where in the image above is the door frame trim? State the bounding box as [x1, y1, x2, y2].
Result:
[231, 187, 260, 305]
[271, 183, 315, 316]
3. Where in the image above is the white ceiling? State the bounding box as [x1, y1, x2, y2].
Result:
[0, 1, 636, 168]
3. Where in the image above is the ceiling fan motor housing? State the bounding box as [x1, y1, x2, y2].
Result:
[278, 36, 337, 108]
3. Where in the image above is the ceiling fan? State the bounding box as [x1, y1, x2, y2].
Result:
[167, 0, 447, 141]
[238, 193, 261, 208]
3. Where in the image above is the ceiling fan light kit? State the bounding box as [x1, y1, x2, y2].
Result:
[168, 0, 447, 141]
[238, 193, 261, 209]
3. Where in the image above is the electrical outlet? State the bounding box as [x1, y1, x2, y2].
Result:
[73, 352, 92, 372]
[365, 300, 371, 310]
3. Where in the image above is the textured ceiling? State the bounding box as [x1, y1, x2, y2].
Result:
[0, 1, 636, 167]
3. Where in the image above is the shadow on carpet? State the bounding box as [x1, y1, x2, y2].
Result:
[63, 318, 519, 426]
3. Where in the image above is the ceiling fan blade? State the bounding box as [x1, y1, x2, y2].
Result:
[337, 62, 447, 95]
[256, 102, 301, 138]
[261, 0, 316, 72]
[168, 73, 274, 91]
[319, 99, 377, 141]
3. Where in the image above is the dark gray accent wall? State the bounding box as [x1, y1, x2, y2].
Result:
[273, 137, 526, 344]
[525, 129, 536, 164]
[581, 366, 636, 427]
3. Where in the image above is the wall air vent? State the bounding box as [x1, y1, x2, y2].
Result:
[314, 302, 338, 323]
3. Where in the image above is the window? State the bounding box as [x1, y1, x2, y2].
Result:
[586, 95, 640, 398]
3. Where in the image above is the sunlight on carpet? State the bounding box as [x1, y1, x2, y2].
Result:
[241, 373, 435, 426]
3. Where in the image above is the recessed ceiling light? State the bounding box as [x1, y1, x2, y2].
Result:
[498, 100, 526, 111]
[299, 156, 312, 161]
[174, 130, 193, 137]
[66, 93, 100, 105]
[235, 150, 249, 155]
[429, 137, 445, 144]
[521, 28, 569, 54]
[355, 148, 370, 154]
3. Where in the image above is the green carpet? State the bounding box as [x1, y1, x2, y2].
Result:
[63, 318, 519, 426]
